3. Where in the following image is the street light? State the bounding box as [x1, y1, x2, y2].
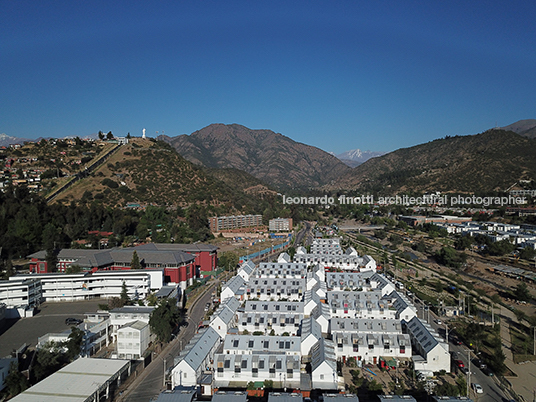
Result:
[464, 349, 471, 397]
[163, 353, 173, 388]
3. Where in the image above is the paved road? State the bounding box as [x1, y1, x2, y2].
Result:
[119, 282, 215, 402]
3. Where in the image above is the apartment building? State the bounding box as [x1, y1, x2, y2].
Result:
[209, 215, 263, 232]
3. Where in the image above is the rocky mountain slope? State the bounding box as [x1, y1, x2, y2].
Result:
[330, 129, 536, 194]
[158, 124, 350, 189]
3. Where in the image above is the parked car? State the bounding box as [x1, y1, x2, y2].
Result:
[65, 317, 82, 325]
[435, 319, 442, 325]
[454, 359, 465, 368]
[472, 383, 484, 394]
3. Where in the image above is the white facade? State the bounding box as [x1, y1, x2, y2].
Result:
[311, 338, 339, 390]
[0, 278, 42, 308]
[330, 318, 411, 364]
[210, 297, 240, 338]
[405, 317, 450, 373]
[221, 275, 246, 302]
[171, 327, 221, 388]
[117, 320, 150, 359]
[11, 270, 163, 302]
[246, 278, 304, 301]
[214, 353, 301, 388]
[110, 306, 154, 341]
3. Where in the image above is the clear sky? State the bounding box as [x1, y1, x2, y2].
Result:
[1, 1, 535, 154]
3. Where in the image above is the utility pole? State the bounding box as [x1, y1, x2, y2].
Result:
[533, 326, 536, 356]
[467, 349, 471, 397]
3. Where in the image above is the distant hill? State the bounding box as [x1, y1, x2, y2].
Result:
[0, 133, 33, 147]
[158, 123, 350, 189]
[330, 129, 536, 193]
[52, 138, 278, 211]
[336, 149, 385, 167]
[500, 119, 536, 139]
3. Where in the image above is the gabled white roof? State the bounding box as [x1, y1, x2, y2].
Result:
[177, 327, 221, 371]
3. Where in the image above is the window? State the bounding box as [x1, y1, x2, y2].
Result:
[248, 340, 254, 348]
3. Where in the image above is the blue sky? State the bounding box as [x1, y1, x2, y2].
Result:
[1, 1, 535, 154]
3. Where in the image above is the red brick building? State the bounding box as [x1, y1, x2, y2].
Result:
[27, 242, 218, 289]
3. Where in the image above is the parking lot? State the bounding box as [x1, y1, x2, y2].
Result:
[0, 300, 104, 357]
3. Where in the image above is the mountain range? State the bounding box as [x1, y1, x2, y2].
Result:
[158, 124, 350, 189]
[4, 119, 536, 198]
[335, 149, 385, 167]
[500, 119, 536, 139]
[330, 128, 536, 193]
[0, 133, 33, 147]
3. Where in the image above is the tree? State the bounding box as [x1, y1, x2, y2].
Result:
[33, 342, 63, 381]
[131, 250, 142, 269]
[65, 264, 82, 274]
[146, 291, 158, 306]
[513, 282, 531, 302]
[149, 297, 181, 343]
[454, 235, 473, 250]
[66, 327, 85, 360]
[487, 239, 516, 256]
[106, 131, 114, 140]
[120, 281, 132, 306]
[287, 246, 296, 260]
[435, 246, 466, 269]
[126, 132, 131, 139]
[98, 131, 104, 140]
[4, 362, 30, 397]
[218, 251, 239, 271]
[42, 223, 58, 272]
[1, 258, 15, 279]
[520, 247, 536, 261]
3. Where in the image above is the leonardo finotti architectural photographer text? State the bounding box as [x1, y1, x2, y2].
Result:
[282, 194, 528, 207]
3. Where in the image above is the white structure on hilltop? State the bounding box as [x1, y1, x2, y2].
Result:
[142, 128, 146, 139]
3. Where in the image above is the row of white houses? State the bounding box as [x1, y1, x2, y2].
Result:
[169, 237, 450, 392]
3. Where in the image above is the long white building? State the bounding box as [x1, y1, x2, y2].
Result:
[10, 270, 163, 302]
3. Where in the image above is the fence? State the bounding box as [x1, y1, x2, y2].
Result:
[239, 235, 292, 262]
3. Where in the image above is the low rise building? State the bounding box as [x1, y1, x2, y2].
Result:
[171, 327, 221, 388]
[117, 320, 151, 360]
[405, 317, 450, 373]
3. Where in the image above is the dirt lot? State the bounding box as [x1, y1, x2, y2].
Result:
[0, 299, 104, 358]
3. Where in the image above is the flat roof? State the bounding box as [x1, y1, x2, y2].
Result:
[269, 392, 304, 402]
[155, 388, 196, 402]
[212, 391, 248, 402]
[11, 358, 130, 402]
[378, 396, 417, 402]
